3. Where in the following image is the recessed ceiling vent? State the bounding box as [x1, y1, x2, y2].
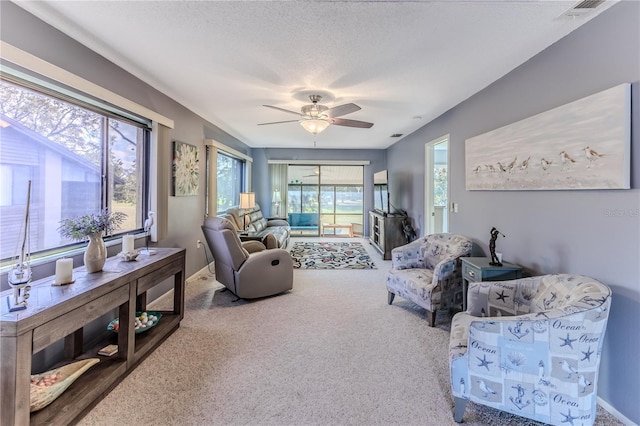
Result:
[573, 0, 605, 9]
[390, 133, 403, 138]
[561, 0, 606, 18]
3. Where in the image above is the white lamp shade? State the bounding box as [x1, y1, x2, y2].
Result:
[272, 190, 281, 203]
[300, 119, 330, 135]
[240, 192, 255, 209]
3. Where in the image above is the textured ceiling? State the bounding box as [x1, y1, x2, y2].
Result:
[14, 1, 617, 149]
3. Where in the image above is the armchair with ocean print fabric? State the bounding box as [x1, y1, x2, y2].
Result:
[449, 274, 611, 425]
[386, 233, 472, 326]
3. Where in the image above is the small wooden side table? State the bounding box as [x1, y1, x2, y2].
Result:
[461, 257, 523, 311]
[238, 232, 262, 242]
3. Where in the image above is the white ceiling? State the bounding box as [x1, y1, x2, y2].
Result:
[14, 0, 617, 150]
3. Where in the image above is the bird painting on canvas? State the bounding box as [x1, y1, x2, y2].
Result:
[506, 156, 517, 173]
[584, 145, 604, 167]
[540, 157, 553, 174]
[559, 150, 576, 171]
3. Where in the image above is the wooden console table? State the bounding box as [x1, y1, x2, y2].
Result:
[0, 247, 186, 425]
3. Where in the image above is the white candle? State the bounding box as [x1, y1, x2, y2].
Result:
[55, 258, 73, 284]
[122, 235, 135, 253]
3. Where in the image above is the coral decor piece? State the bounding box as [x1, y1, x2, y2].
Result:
[30, 358, 100, 412]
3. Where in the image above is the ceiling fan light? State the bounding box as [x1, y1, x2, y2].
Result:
[300, 119, 330, 135]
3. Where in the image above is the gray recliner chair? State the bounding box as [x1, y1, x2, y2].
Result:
[201, 216, 293, 299]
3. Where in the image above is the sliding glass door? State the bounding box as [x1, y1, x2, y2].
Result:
[320, 165, 363, 236]
[286, 165, 363, 236]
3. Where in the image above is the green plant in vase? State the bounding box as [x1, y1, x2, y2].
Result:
[58, 210, 127, 273]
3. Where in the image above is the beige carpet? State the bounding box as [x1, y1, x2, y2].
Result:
[79, 238, 622, 426]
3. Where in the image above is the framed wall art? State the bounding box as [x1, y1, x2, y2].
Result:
[465, 83, 631, 191]
[172, 141, 199, 196]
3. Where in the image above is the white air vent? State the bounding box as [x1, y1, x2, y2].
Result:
[561, 0, 606, 18]
[573, 0, 605, 9]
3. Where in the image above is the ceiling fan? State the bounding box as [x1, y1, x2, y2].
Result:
[303, 167, 320, 177]
[258, 95, 374, 135]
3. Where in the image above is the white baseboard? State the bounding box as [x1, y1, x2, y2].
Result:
[598, 396, 637, 426]
[149, 264, 214, 310]
[186, 264, 215, 284]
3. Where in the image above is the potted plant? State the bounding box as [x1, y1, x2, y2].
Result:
[58, 210, 127, 273]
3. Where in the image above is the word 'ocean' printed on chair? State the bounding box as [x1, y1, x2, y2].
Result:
[449, 274, 611, 425]
[387, 233, 472, 326]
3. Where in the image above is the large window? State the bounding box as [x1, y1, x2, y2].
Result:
[0, 78, 150, 260]
[216, 152, 245, 213]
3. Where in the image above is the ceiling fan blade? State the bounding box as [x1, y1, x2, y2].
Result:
[324, 103, 361, 118]
[263, 105, 302, 116]
[330, 118, 374, 128]
[257, 120, 300, 126]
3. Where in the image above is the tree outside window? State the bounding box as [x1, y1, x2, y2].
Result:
[0, 79, 148, 259]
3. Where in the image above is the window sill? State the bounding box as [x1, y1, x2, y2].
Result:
[0, 233, 146, 275]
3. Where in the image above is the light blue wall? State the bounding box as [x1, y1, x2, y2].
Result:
[387, 3, 640, 422]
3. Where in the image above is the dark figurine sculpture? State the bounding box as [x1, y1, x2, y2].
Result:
[489, 227, 505, 266]
[402, 217, 417, 243]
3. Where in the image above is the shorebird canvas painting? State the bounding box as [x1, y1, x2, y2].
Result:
[465, 83, 631, 190]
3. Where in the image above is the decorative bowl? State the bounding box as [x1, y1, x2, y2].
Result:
[107, 311, 162, 334]
[119, 250, 139, 261]
[30, 358, 100, 412]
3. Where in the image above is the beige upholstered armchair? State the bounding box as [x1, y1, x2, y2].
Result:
[387, 233, 472, 326]
[449, 274, 611, 425]
[201, 217, 293, 299]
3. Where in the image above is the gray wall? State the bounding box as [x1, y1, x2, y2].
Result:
[0, 1, 252, 283]
[0, 3, 387, 281]
[387, 2, 640, 422]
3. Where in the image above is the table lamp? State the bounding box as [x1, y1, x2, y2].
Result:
[239, 192, 255, 231]
[272, 189, 281, 217]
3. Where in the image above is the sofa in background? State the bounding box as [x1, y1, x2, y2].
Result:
[223, 203, 290, 248]
[288, 212, 318, 232]
[449, 274, 611, 425]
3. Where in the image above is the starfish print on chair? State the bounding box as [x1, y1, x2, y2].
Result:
[581, 346, 594, 362]
[477, 354, 493, 371]
[495, 290, 509, 303]
[559, 333, 577, 349]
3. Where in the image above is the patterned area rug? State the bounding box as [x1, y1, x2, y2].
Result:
[290, 242, 376, 269]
